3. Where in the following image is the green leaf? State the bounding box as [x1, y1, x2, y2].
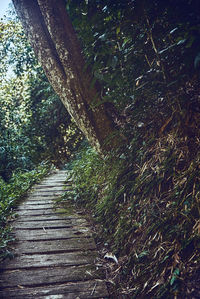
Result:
[116, 26, 120, 35]
[194, 52, 200, 69]
[170, 268, 180, 286]
[111, 56, 118, 69]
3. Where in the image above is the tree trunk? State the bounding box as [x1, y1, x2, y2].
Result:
[12, 0, 118, 153]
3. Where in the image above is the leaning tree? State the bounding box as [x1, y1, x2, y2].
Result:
[12, 0, 120, 154]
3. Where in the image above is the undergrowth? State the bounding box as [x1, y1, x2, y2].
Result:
[69, 133, 200, 298]
[0, 162, 51, 261]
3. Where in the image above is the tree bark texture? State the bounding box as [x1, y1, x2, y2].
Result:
[12, 0, 117, 153]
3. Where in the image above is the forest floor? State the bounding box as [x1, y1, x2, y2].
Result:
[0, 170, 108, 298]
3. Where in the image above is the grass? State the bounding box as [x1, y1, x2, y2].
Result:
[0, 162, 51, 261]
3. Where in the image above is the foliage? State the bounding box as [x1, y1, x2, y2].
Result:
[67, 0, 200, 131]
[64, 1, 200, 297]
[0, 18, 37, 77]
[0, 162, 51, 261]
[27, 70, 83, 166]
[0, 10, 83, 180]
[70, 130, 200, 297]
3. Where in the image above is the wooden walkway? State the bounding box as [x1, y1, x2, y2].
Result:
[0, 170, 108, 298]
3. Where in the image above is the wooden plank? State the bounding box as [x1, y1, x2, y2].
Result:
[14, 209, 64, 216]
[13, 238, 96, 254]
[30, 191, 64, 196]
[35, 183, 66, 186]
[14, 214, 80, 222]
[35, 184, 66, 188]
[14, 218, 87, 229]
[31, 188, 65, 192]
[43, 179, 68, 182]
[36, 181, 71, 185]
[12, 222, 73, 230]
[27, 195, 63, 200]
[36, 181, 66, 184]
[47, 174, 68, 178]
[0, 265, 104, 288]
[36, 182, 72, 186]
[13, 227, 92, 240]
[45, 171, 68, 174]
[39, 183, 65, 185]
[25, 202, 55, 205]
[45, 172, 68, 177]
[19, 200, 54, 205]
[41, 179, 67, 182]
[32, 188, 66, 191]
[28, 195, 60, 199]
[0, 280, 108, 298]
[15, 207, 77, 217]
[47, 177, 68, 179]
[1, 251, 97, 270]
[34, 186, 71, 190]
[17, 204, 54, 210]
[33, 188, 70, 192]
[48, 173, 68, 176]
[43, 176, 69, 179]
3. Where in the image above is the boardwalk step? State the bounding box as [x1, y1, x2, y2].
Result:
[17, 204, 54, 210]
[14, 214, 80, 222]
[15, 209, 72, 217]
[13, 227, 92, 241]
[0, 280, 108, 298]
[12, 238, 96, 254]
[14, 218, 87, 229]
[0, 265, 104, 287]
[1, 251, 98, 270]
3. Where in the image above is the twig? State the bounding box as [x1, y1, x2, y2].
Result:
[91, 282, 97, 295]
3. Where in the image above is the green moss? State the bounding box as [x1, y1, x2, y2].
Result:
[54, 202, 75, 216]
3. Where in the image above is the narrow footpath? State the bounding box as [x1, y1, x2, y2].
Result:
[0, 170, 108, 298]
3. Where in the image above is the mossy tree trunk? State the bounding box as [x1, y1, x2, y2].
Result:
[12, 0, 117, 153]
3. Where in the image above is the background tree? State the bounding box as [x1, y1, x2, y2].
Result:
[0, 11, 83, 180]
